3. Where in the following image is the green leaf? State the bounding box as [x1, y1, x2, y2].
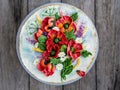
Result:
[81, 50, 92, 58]
[65, 30, 76, 41]
[61, 65, 73, 80]
[62, 58, 72, 68]
[71, 12, 78, 21]
[54, 12, 61, 20]
[50, 58, 62, 65]
[64, 65, 73, 75]
[62, 75, 66, 80]
[60, 45, 67, 53]
[61, 70, 66, 80]
[38, 35, 47, 43]
[60, 58, 73, 80]
[38, 43, 46, 51]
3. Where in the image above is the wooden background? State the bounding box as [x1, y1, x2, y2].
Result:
[0, 0, 120, 90]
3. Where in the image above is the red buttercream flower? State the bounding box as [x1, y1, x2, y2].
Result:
[43, 44, 60, 60]
[67, 40, 83, 60]
[76, 70, 86, 77]
[47, 30, 68, 45]
[34, 28, 43, 41]
[42, 17, 55, 32]
[56, 16, 76, 33]
[37, 59, 55, 76]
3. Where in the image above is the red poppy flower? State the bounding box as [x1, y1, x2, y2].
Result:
[67, 40, 83, 60]
[56, 16, 76, 33]
[37, 59, 55, 76]
[47, 30, 68, 45]
[42, 17, 55, 32]
[43, 44, 60, 60]
[34, 28, 43, 41]
[76, 70, 86, 77]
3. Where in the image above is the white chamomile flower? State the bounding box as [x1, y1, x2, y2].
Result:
[75, 37, 82, 43]
[34, 42, 39, 48]
[52, 27, 60, 31]
[56, 64, 63, 70]
[33, 58, 39, 66]
[58, 52, 66, 58]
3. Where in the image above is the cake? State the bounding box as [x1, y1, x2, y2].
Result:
[16, 3, 99, 85]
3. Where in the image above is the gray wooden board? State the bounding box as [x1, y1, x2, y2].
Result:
[0, 0, 29, 90]
[0, 0, 120, 90]
[95, 0, 120, 90]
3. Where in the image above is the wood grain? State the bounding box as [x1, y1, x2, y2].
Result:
[0, 0, 29, 90]
[95, 0, 120, 90]
[114, 0, 120, 89]
[62, 0, 96, 90]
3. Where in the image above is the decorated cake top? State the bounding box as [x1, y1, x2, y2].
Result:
[17, 3, 99, 85]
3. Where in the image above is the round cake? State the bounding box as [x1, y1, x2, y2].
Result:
[16, 3, 99, 85]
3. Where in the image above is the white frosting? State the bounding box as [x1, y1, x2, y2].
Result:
[33, 58, 40, 66]
[75, 37, 82, 43]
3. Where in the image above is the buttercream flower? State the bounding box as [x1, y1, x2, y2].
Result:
[76, 70, 86, 77]
[58, 52, 66, 58]
[42, 17, 55, 32]
[67, 40, 83, 60]
[34, 28, 43, 41]
[37, 59, 55, 76]
[43, 44, 60, 60]
[56, 16, 76, 33]
[56, 64, 63, 70]
[47, 30, 68, 45]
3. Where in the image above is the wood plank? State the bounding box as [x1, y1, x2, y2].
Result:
[95, 0, 120, 90]
[114, 0, 120, 89]
[114, 0, 120, 90]
[28, 0, 61, 11]
[0, 0, 29, 90]
[28, 0, 62, 90]
[61, 0, 96, 90]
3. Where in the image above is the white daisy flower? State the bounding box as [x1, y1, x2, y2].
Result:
[33, 58, 40, 66]
[58, 52, 66, 58]
[56, 64, 63, 70]
[52, 27, 60, 31]
[34, 42, 39, 48]
[75, 37, 82, 43]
